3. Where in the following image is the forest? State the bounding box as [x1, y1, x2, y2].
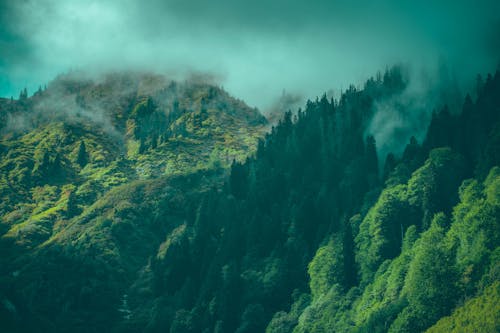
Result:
[0, 66, 499, 332]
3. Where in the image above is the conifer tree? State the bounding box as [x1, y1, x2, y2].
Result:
[76, 141, 88, 167]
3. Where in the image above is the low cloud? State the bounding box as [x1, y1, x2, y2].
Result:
[0, 0, 498, 112]
[264, 90, 304, 123]
[366, 63, 464, 158]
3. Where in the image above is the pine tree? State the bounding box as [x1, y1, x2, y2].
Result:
[383, 153, 397, 181]
[76, 141, 88, 167]
[52, 154, 62, 174]
[342, 217, 358, 288]
[66, 190, 80, 218]
[19, 88, 28, 100]
[139, 137, 146, 154]
[230, 159, 248, 199]
[365, 135, 379, 183]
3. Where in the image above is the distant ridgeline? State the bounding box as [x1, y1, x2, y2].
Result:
[0, 68, 499, 333]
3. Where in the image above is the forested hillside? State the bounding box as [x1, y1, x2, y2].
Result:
[0, 71, 267, 332]
[1, 68, 499, 333]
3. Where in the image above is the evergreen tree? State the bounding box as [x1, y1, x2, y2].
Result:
[76, 141, 88, 167]
[19, 87, 28, 100]
[66, 190, 80, 218]
[383, 153, 397, 181]
[365, 135, 379, 186]
[229, 160, 248, 199]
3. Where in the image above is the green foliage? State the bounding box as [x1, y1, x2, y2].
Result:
[76, 140, 88, 167]
[446, 167, 500, 297]
[235, 303, 266, 333]
[356, 147, 467, 285]
[1, 68, 499, 333]
[65, 186, 80, 218]
[352, 226, 416, 331]
[426, 282, 500, 333]
[394, 213, 458, 332]
[293, 285, 355, 333]
[170, 309, 198, 333]
[308, 236, 345, 298]
[406, 147, 465, 227]
[266, 292, 310, 333]
[356, 184, 410, 283]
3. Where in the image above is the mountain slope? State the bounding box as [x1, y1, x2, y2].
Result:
[0, 71, 267, 238]
[1, 68, 499, 333]
[0, 72, 268, 332]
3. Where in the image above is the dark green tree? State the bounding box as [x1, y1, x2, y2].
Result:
[229, 160, 248, 199]
[19, 87, 28, 100]
[365, 135, 379, 186]
[76, 141, 88, 167]
[66, 190, 80, 218]
[383, 153, 397, 181]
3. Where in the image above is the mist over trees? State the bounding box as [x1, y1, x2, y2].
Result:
[0, 66, 499, 332]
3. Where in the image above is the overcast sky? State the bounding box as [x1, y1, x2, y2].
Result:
[1, 0, 499, 110]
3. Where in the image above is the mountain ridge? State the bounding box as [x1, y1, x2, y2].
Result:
[1, 67, 499, 333]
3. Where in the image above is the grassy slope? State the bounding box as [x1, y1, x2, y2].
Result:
[0, 72, 267, 247]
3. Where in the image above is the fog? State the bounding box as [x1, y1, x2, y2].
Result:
[1, 0, 499, 112]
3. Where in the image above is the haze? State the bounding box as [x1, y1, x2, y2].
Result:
[1, 0, 499, 111]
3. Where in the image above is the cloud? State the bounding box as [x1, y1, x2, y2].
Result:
[0, 0, 499, 111]
[3, 79, 123, 140]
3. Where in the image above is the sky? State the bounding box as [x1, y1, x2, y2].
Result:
[1, 0, 499, 111]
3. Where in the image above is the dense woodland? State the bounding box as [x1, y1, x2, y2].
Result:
[0, 68, 499, 332]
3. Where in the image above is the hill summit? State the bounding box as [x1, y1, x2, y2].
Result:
[0, 71, 267, 210]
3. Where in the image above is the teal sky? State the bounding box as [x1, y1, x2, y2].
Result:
[1, 0, 499, 110]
